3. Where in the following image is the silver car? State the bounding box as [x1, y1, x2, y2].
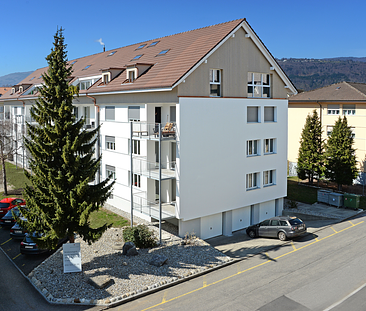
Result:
[246, 216, 307, 241]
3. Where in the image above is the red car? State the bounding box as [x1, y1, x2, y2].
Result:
[0, 198, 26, 218]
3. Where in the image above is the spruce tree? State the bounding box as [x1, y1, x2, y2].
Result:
[325, 116, 358, 191]
[297, 110, 324, 184]
[17, 28, 114, 249]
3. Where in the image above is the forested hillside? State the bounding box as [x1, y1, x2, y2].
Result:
[277, 57, 366, 92]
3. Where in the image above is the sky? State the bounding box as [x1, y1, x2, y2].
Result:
[1, 0, 366, 77]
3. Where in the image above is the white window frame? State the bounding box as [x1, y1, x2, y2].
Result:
[133, 174, 141, 188]
[209, 69, 221, 97]
[106, 165, 116, 180]
[343, 104, 356, 115]
[106, 136, 116, 150]
[247, 140, 260, 156]
[264, 138, 275, 154]
[263, 170, 276, 186]
[247, 73, 271, 98]
[133, 140, 140, 155]
[246, 172, 259, 190]
[327, 104, 340, 115]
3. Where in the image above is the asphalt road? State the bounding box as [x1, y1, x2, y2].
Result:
[112, 214, 366, 311]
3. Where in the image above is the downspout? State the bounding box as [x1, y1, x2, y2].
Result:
[85, 94, 100, 184]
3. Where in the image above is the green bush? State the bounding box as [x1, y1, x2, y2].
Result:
[123, 224, 157, 248]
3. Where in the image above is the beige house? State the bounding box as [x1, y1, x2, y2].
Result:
[288, 81, 366, 174]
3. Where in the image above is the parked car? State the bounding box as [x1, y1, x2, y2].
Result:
[0, 198, 26, 218]
[0, 207, 21, 228]
[10, 220, 27, 240]
[246, 216, 307, 241]
[20, 233, 69, 255]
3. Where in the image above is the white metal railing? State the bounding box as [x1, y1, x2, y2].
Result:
[132, 122, 176, 139]
[132, 194, 175, 219]
[133, 158, 176, 179]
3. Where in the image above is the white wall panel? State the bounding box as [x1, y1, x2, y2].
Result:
[232, 206, 251, 231]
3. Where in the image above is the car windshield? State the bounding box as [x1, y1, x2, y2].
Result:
[289, 218, 303, 225]
[5, 208, 20, 217]
[0, 203, 10, 208]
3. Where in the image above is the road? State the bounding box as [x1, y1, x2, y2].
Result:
[110, 214, 366, 311]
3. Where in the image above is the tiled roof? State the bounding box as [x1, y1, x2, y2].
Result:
[289, 81, 366, 101]
[0, 87, 11, 96]
[1, 19, 246, 99]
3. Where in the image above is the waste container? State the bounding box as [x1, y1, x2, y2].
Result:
[317, 190, 331, 204]
[328, 192, 343, 207]
[343, 193, 360, 209]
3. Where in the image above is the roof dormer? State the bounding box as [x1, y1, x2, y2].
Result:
[100, 67, 124, 85]
[123, 63, 153, 83]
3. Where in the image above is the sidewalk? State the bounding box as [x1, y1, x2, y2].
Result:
[206, 203, 363, 258]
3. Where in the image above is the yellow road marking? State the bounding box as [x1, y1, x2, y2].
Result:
[1, 238, 12, 245]
[348, 220, 355, 226]
[331, 227, 338, 233]
[161, 291, 167, 303]
[13, 253, 21, 260]
[291, 241, 297, 251]
[203, 275, 207, 287]
[141, 220, 364, 311]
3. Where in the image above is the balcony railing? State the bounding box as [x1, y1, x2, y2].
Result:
[133, 194, 176, 220]
[132, 122, 176, 139]
[133, 158, 176, 180]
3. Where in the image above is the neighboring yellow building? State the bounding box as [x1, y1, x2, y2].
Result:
[288, 81, 366, 175]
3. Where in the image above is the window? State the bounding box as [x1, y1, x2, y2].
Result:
[327, 104, 340, 115]
[248, 73, 271, 98]
[73, 107, 78, 119]
[148, 41, 159, 47]
[133, 140, 140, 155]
[263, 170, 275, 186]
[327, 125, 333, 136]
[157, 49, 169, 55]
[264, 106, 276, 122]
[132, 54, 143, 60]
[108, 51, 117, 56]
[264, 138, 275, 154]
[106, 136, 115, 150]
[105, 106, 115, 121]
[102, 73, 110, 84]
[246, 172, 259, 190]
[79, 80, 91, 90]
[128, 106, 140, 121]
[106, 165, 116, 180]
[70, 60, 77, 65]
[209, 69, 221, 97]
[247, 106, 260, 123]
[343, 104, 355, 115]
[247, 140, 259, 156]
[133, 174, 141, 188]
[128, 70, 135, 82]
[82, 65, 91, 70]
[170, 106, 176, 122]
[136, 44, 146, 50]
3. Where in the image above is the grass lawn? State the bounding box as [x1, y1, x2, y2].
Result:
[0, 162, 129, 227]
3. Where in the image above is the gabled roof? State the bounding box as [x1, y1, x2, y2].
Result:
[1, 18, 296, 100]
[289, 81, 366, 102]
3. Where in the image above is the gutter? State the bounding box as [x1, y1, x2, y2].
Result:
[85, 93, 100, 184]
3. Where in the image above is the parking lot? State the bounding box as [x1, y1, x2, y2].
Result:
[0, 225, 50, 275]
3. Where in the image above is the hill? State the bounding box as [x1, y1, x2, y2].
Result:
[0, 71, 33, 87]
[277, 57, 366, 92]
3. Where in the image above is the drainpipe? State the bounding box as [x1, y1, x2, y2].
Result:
[85, 94, 100, 184]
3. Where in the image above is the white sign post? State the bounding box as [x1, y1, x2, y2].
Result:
[63, 243, 82, 273]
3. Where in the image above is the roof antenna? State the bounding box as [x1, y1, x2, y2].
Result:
[96, 38, 105, 52]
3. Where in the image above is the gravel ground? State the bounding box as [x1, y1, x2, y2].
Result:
[28, 205, 233, 305]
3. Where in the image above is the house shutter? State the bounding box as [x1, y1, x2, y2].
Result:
[105, 106, 115, 120]
[247, 107, 258, 122]
[128, 106, 140, 121]
[264, 107, 274, 121]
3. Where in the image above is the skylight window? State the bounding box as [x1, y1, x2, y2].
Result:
[30, 77, 35, 81]
[108, 51, 117, 56]
[71, 60, 77, 65]
[149, 41, 159, 47]
[157, 49, 169, 56]
[132, 54, 143, 60]
[136, 44, 146, 50]
[82, 65, 91, 70]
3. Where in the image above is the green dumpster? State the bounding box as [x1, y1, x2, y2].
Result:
[343, 193, 360, 209]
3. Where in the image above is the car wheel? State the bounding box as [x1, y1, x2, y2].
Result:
[248, 230, 256, 238]
[278, 231, 287, 241]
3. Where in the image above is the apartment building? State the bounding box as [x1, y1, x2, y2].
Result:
[0, 19, 297, 239]
[288, 81, 366, 175]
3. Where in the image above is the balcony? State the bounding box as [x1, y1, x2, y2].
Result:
[132, 122, 176, 140]
[133, 158, 176, 180]
[133, 193, 176, 220]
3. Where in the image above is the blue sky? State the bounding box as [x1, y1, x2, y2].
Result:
[1, 0, 366, 77]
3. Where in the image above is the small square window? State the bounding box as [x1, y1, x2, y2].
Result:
[263, 170, 275, 186]
[247, 140, 260, 156]
[264, 138, 275, 154]
[209, 69, 221, 97]
[106, 165, 116, 180]
[106, 136, 115, 150]
[246, 172, 259, 190]
[247, 106, 260, 123]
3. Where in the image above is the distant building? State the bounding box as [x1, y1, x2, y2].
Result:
[288, 81, 366, 173]
[0, 19, 296, 239]
[0, 87, 11, 97]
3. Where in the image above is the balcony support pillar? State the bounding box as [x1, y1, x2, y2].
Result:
[159, 124, 162, 244]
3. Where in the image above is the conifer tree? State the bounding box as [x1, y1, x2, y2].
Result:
[297, 109, 324, 184]
[17, 28, 114, 249]
[325, 116, 358, 191]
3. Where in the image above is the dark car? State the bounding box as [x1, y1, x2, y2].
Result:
[20, 233, 69, 255]
[0, 207, 21, 228]
[0, 198, 26, 218]
[246, 216, 307, 241]
[10, 221, 27, 240]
